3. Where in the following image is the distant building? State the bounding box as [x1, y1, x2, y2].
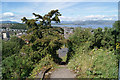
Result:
[16, 32, 27, 38]
[2, 32, 10, 40]
[63, 27, 74, 39]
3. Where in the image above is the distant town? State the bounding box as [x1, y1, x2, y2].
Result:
[0, 23, 75, 41]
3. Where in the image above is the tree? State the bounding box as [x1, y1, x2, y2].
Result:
[2, 37, 25, 60]
[101, 27, 114, 49]
[10, 36, 25, 48]
[21, 9, 61, 29]
[32, 9, 61, 27]
[21, 9, 64, 64]
[113, 21, 120, 42]
[69, 27, 92, 46]
[112, 21, 120, 54]
[89, 27, 103, 48]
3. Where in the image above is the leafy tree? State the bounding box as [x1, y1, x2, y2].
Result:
[101, 27, 114, 49]
[69, 27, 92, 46]
[66, 27, 92, 63]
[113, 21, 120, 32]
[2, 37, 25, 59]
[32, 9, 61, 27]
[21, 9, 64, 64]
[112, 21, 120, 44]
[21, 9, 61, 29]
[112, 21, 120, 55]
[89, 27, 115, 49]
[69, 26, 115, 50]
[89, 27, 103, 48]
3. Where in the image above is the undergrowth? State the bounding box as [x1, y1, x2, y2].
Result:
[68, 46, 118, 78]
[28, 54, 57, 78]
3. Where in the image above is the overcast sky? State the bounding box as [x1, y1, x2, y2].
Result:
[0, 2, 119, 22]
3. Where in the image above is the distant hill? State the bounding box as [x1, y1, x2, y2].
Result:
[0, 22, 27, 29]
[0, 20, 115, 25]
[0, 20, 116, 29]
[0, 21, 19, 24]
[53, 20, 115, 25]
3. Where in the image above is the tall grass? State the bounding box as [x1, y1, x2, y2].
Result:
[68, 45, 118, 78]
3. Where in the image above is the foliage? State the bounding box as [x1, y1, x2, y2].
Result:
[69, 27, 116, 49]
[29, 54, 57, 78]
[3, 9, 64, 79]
[2, 36, 25, 59]
[89, 27, 115, 49]
[10, 23, 27, 29]
[112, 21, 120, 55]
[10, 36, 25, 48]
[67, 23, 119, 78]
[101, 27, 114, 49]
[3, 10, 120, 79]
[69, 27, 92, 46]
[68, 47, 118, 78]
[21, 9, 61, 29]
[89, 27, 103, 48]
[66, 27, 92, 62]
[2, 54, 34, 79]
[21, 9, 64, 64]
[113, 21, 120, 33]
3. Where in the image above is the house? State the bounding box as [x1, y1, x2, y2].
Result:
[16, 32, 27, 38]
[2, 32, 10, 40]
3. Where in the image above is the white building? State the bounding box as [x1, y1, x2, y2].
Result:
[2, 32, 10, 39]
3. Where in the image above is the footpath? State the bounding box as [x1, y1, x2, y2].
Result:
[49, 65, 76, 78]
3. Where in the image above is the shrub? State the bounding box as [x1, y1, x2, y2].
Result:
[2, 54, 34, 79]
[29, 54, 57, 78]
[2, 37, 25, 59]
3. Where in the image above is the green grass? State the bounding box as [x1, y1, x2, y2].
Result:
[68, 48, 118, 78]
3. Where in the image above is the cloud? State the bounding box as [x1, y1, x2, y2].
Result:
[1, 12, 22, 22]
[1, 12, 15, 20]
[1, 11, 118, 23]
[59, 15, 117, 21]
[12, 2, 77, 15]
[1, 12, 39, 22]
[84, 15, 117, 20]
[3, 12, 14, 17]
[59, 16, 82, 21]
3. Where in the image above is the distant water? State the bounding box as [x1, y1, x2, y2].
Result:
[52, 24, 113, 29]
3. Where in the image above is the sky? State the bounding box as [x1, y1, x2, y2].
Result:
[0, 2, 119, 22]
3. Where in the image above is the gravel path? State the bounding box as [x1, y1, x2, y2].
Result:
[50, 65, 76, 78]
[49, 48, 76, 79]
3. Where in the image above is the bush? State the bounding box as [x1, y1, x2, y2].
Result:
[29, 54, 57, 78]
[2, 54, 34, 79]
[2, 37, 25, 59]
[69, 27, 92, 46]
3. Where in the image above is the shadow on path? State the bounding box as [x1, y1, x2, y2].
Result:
[59, 61, 67, 65]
